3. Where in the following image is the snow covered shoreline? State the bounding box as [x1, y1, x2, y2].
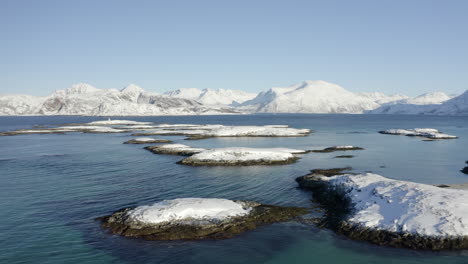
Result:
[296, 171, 468, 250]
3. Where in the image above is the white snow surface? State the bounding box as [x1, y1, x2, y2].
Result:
[154, 144, 206, 153]
[3, 81, 464, 116]
[331, 145, 357, 149]
[127, 198, 251, 224]
[403, 92, 454, 105]
[357, 92, 409, 105]
[131, 137, 162, 142]
[135, 125, 310, 138]
[184, 147, 305, 162]
[321, 173, 468, 237]
[204, 125, 310, 137]
[0, 83, 238, 116]
[164, 88, 256, 106]
[87, 119, 153, 126]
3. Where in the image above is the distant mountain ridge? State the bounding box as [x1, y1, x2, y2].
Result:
[0, 83, 239, 116]
[368, 90, 468, 115]
[164, 88, 257, 106]
[0, 81, 465, 116]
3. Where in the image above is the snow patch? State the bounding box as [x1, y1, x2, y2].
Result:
[127, 198, 251, 224]
[181, 147, 305, 164]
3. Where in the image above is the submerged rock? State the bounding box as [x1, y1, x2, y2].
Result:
[335, 155, 354, 158]
[297, 171, 468, 250]
[311, 146, 363, 153]
[99, 198, 308, 240]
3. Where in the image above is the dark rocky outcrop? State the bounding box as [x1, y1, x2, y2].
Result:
[124, 139, 172, 144]
[144, 145, 203, 156]
[311, 146, 363, 153]
[178, 157, 300, 166]
[462, 161, 468, 175]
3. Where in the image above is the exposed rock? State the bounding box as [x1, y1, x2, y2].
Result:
[335, 155, 354, 158]
[311, 146, 363, 153]
[124, 138, 172, 144]
[462, 161, 468, 175]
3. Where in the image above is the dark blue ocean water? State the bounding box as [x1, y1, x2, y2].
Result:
[0, 114, 467, 264]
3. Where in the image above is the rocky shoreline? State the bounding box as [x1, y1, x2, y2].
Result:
[178, 156, 300, 166]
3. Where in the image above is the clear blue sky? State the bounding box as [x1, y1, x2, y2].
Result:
[1, 0, 467, 96]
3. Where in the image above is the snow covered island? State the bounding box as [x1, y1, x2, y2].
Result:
[123, 137, 172, 144]
[99, 198, 308, 240]
[296, 171, 468, 250]
[143, 145, 309, 166]
[379, 128, 457, 139]
[179, 147, 307, 166]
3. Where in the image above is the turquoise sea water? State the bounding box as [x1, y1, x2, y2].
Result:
[0, 114, 467, 264]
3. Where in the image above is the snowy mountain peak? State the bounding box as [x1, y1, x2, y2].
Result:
[241, 80, 379, 113]
[121, 84, 145, 94]
[291, 80, 347, 94]
[163, 88, 203, 100]
[406, 92, 453, 105]
[63, 83, 100, 95]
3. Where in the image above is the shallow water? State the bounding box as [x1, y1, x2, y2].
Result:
[0, 114, 467, 264]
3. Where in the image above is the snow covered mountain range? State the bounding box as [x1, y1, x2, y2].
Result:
[0, 81, 466, 116]
[0, 83, 240, 116]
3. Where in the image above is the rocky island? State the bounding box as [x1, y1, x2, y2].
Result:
[297, 170, 468, 250]
[99, 198, 308, 240]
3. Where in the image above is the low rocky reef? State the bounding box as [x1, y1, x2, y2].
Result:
[132, 124, 311, 140]
[99, 198, 308, 240]
[144, 144, 206, 156]
[296, 169, 468, 250]
[379, 128, 457, 139]
[178, 147, 306, 166]
[0, 120, 311, 140]
[310, 146, 364, 153]
[124, 137, 172, 144]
